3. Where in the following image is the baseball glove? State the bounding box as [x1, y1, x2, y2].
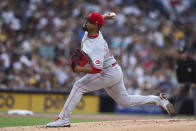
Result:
[70, 49, 88, 72]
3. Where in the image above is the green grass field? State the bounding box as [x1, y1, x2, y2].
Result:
[0, 116, 99, 127]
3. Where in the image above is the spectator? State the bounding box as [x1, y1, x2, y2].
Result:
[0, 0, 195, 102]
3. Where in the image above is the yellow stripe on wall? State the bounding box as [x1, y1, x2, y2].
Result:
[0, 92, 99, 113]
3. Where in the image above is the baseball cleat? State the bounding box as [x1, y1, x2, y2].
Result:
[159, 93, 174, 116]
[46, 117, 70, 127]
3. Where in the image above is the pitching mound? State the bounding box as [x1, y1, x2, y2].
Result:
[1, 119, 196, 131]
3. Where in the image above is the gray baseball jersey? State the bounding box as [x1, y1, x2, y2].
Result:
[59, 31, 162, 119]
[81, 31, 116, 69]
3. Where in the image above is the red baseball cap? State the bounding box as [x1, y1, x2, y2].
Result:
[88, 12, 104, 27]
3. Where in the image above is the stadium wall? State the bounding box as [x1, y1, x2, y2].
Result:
[0, 89, 194, 115]
[0, 90, 99, 113]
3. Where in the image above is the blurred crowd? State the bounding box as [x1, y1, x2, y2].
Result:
[0, 0, 196, 98]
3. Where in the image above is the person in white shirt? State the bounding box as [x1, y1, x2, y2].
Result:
[46, 12, 174, 127]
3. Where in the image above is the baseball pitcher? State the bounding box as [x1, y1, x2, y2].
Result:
[46, 12, 174, 127]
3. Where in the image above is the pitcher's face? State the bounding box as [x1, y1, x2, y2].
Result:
[82, 18, 97, 32]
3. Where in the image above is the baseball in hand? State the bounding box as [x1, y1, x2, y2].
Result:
[103, 12, 116, 19]
[109, 12, 116, 17]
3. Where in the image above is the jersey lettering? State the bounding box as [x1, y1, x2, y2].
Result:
[95, 60, 101, 66]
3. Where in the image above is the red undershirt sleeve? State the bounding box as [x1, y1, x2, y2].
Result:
[90, 65, 102, 74]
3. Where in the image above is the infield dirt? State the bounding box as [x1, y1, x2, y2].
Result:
[1, 119, 196, 131]
[1, 113, 196, 131]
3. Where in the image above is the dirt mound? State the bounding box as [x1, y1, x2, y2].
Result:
[1, 119, 196, 131]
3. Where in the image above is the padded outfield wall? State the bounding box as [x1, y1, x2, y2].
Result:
[0, 90, 99, 113]
[0, 89, 194, 115]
